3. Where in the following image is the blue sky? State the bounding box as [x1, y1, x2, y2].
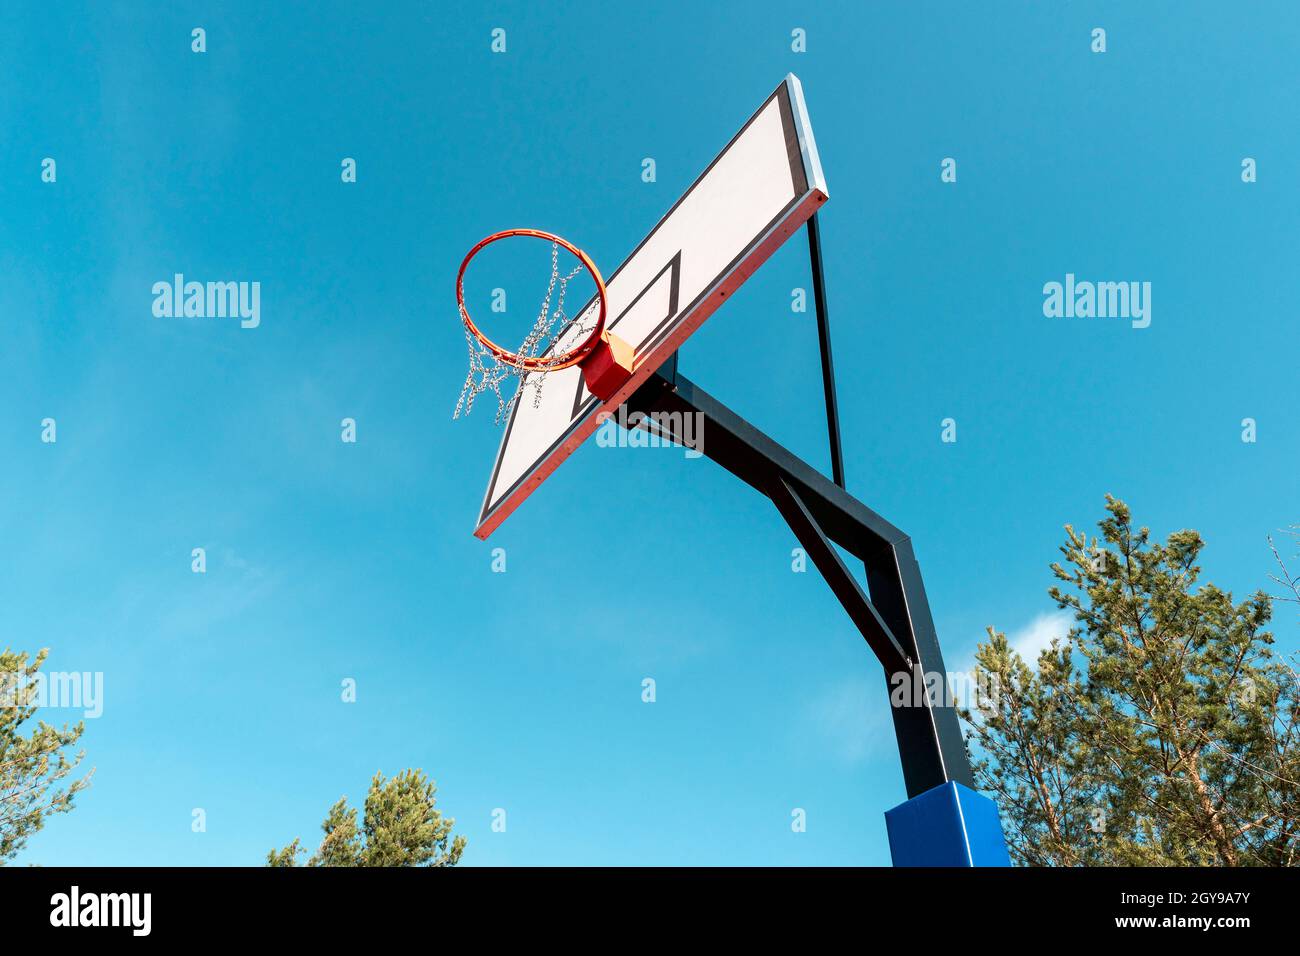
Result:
[3, 2, 1297, 866]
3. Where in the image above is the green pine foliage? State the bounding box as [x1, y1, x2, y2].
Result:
[268, 769, 465, 867]
[0, 648, 94, 863]
[963, 497, 1300, 866]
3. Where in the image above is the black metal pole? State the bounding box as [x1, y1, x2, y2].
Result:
[626, 371, 975, 797]
[807, 213, 845, 490]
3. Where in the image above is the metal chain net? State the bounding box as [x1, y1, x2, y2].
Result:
[454, 241, 597, 424]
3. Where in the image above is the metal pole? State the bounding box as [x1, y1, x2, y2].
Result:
[807, 213, 845, 490]
[626, 371, 975, 797]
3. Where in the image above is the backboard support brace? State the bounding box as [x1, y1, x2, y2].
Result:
[624, 215, 975, 800]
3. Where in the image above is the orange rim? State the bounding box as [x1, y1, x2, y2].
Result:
[456, 228, 608, 371]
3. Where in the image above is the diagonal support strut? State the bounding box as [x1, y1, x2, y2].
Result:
[767, 475, 912, 676]
[625, 367, 975, 797]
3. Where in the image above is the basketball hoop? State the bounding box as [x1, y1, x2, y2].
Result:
[454, 228, 634, 422]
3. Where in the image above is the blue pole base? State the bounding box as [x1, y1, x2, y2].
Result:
[885, 782, 1011, 867]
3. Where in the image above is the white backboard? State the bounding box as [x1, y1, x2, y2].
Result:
[476, 74, 828, 538]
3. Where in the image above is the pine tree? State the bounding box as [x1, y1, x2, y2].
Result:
[0, 648, 94, 863]
[268, 769, 465, 866]
[963, 497, 1300, 865]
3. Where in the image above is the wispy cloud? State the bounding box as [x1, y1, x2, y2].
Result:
[1007, 611, 1072, 667]
[804, 677, 888, 765]
[155, 546, 275, 639]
